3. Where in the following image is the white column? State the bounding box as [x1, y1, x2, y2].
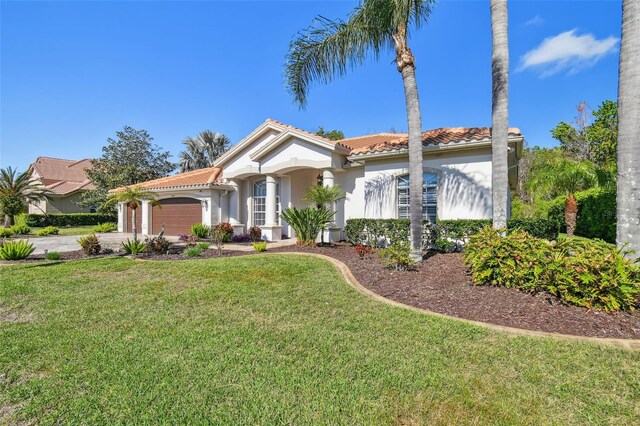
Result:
[141, 200, 150, 235]
[117, 202, 126, 232]
[263, 174, 281, 241]
[265, 174, 277, 227]
[228, 179, 242, 225]
[322, 169, 340, 243]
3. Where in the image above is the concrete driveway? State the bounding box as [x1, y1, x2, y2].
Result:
[18, 233, 181, 254]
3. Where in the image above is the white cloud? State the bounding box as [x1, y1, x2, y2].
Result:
[525, 15, 543, 26]
[518, 29, 619, 77]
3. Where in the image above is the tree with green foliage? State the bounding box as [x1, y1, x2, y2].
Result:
[179, 131, 230, 172]
[105, 187, 159, 242]
[0, 167, 51, 226]
[80, 126, 174, 213]
[315, 127, 345, 141]
[285, 0, 436, 261]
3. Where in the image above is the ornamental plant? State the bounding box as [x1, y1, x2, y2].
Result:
[0, 228, 12, 238]
[36, 226, 59, 236]
[78, 234, 101, 256]
[252, 241, 268, 252]
[10, 224, 30, 235]
[378, 241, 416, 271]
[191, 223, 211, 239]
[45, 251, 61, 260]
[213, 222, 233, 242]
[93, 222, 118, 233]
[145, 236, 172, 254]
[280, 207, 334, 246]
[249, 226, 262, 242]
[122, 239, 146, 255]
[0, 239, 35, 260]
[354, 244, 372, 260]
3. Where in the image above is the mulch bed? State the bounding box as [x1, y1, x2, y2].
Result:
[269, 244, 640, 339]
[0, 250, 91, 264]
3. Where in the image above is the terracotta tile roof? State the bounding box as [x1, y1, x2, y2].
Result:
[265, 118, 333, 144]
[112, 167, 223, 192]
[30, 156, 95, 195]
[348, 127, 522, 155]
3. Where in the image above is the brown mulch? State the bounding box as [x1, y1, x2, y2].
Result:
[269, 244, 640, 339]
[0, 250, 91, 264]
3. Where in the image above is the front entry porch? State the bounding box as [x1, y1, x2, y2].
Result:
[225, 168, 342, 242]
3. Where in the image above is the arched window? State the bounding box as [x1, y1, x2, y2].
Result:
[397, 172, 438, 223]
[253, 179, 280, 226]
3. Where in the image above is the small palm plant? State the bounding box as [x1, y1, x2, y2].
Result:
[302, 185, 344, 245]
[0, 167, 51, 226]
[550, 161, 598, 238]
[281, 207, 335, 246]
[105, 187, 159, 242]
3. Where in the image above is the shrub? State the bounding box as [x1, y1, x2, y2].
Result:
[145, 236, 172, 254]
[23, 213, 117, 227]
[210, 228, 226, 255]
[78, 234, 101, 256]
[191, 223, 211, 239]
[0, 228, 12, 238]
[548, 186, 616, 243]
[196, 242, 210, 250]
[36, 226, 59, 236]
[354, 244, 373, 259]
[185, 247, 203, 257]
[378, 241, 416, 271]
[464, 227, 640, 311]
[213, 222, 233, 242]
[345, 218, 560, 250]
[122, 239, 146, 255]
[230, 233, 253, 243]
[280, 207, 334, 246]
[10, 224, 31, 235]
[252, 241, 267, 252]
[249, 226, 262, 242]
[0, 240, 35, 260]
[179, 233, 198, 247]
[14, 213, 28, 227]
[94, 222, 118, 233]
[45, 251, 61, 260]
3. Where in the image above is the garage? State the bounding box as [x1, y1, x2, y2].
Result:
[126, 204, 143, 234]
[152, 197, 202, 235]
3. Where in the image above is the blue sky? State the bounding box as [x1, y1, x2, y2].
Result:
[1, 0, 622, 171]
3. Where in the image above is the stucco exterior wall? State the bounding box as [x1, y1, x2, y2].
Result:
[358, 147, 494, 221]
[29, 193, 92, 214]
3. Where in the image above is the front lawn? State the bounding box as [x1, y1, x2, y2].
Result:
[1, 256, 639, 424]
[30, 225, 97, 236]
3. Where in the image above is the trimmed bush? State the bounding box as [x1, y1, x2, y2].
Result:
[0, 240, 35, 260]
[249, 226, 262, 242]
[36, 226, 60, 236]
[78, 234, 101, 256]
[10, 224, 31, 235]
[24, 213, 117, 227]
[464, 227, 640, 312]
[94, 222, 118, 233]
[548, 187, 616, 243]
[213, 222, 233, 242]
[345, 218, 560, 249]
[191, 223, 211, 239]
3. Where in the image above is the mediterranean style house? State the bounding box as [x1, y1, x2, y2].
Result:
[115, 119, 524, 240]
[28, 156, 95, 214]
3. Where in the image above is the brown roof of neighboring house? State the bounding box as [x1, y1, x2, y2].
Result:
[347, 127, 523, 155]
[30, 156, 95, 196]
[111, 167, 223, 192]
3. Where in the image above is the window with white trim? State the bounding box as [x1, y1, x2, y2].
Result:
[397, 172, 438, 223]
[253, 179, 280, 226]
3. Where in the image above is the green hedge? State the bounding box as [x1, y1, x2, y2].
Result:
[345, 218, 559, 248]
[547, 187, 616, 243]
[24, 213, 117, 227]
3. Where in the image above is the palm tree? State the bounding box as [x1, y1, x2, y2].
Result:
[179, 131, 230, 172]
[548, 160, 598, 238]
[105, 187, 158, 242]
[303, 184, 344, 244]
[490, 0, 509, 231]
[285, 0, 435, 261]
[0, 167, 50, 226]
[616, 0, 640, 254]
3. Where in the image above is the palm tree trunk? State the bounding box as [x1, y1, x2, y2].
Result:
[396, 32, 424, 262]
[132, 207, 138, 242]
[490, 0, 510, 230]
[565, 194, 577, 238]
[616, 0, 640, 255]
[4, 214, 13, 227]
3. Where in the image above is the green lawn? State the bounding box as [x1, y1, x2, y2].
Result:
[1, 256, 639, 424]
[30, 225, 97, 236]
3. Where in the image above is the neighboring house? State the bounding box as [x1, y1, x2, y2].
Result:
[28, 157, 95, 214]
[114, 119, 524, 239]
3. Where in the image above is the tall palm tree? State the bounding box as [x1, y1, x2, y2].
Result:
[285, 0, 435, 261]
[179, 131, 230, 172]
[0, 167, 50, 226]
[616, 0, 640, 254]
[490, 0, 509, 231]
[105, 187, 158, 242]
